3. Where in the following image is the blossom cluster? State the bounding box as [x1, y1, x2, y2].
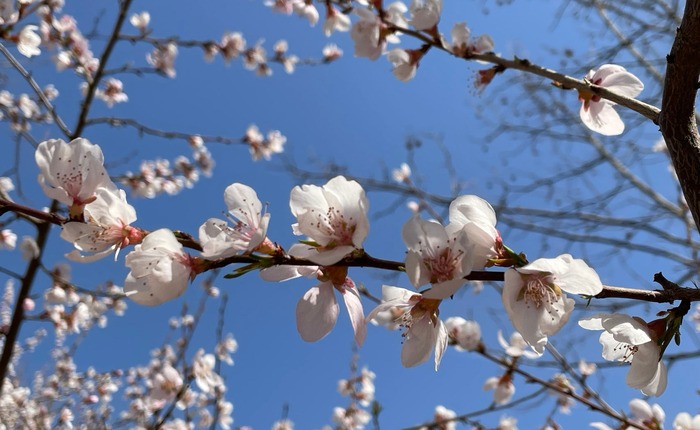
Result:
[268, 0, 644, 136]
[28, 134, 671, 398]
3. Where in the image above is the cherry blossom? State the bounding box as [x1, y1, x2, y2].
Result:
[35, 138, 116, 219]
[432, 405, 457, 430]
[579, 313, 668, 396]
[674, 412, 700, 430]
[497, 416, 518, 430]
[578, 64, 644, 136]
[130, 11, 150, 32]
[148, 42, 178, 78]
[444, 316, 481, 351]
[409, 0, 442, 30]
[448, 194, 500, 269]
[402, 215, 473, 299]
[387, 48, 421, 82]
[124, 229, 197, 306]
[483, 373, 515, 405]
[19, 235, 39, 260]
[350, 6, 402, 60]
[95, 78, 128, 107]
[290, 175, 369, 265]
[366, 285, 448, 370]
[628, 399, 666, 429]
[244, 124, 287, 161]
[449, 22, 494, 57]
[292, 0, 319, 26]
[497, 330, 541, 359]
[17, 25, 41, 58]
[0, 229, 17, 250]
[323, 4, 350, 36]
[296, 277, 366, 346]
[322, 43, 343, 62]
[219, 32, 246, 62]
[192, 349, 224, 393]
[199, 183, 271, 259]
[502, 254, 603, 355]
[149, 364, 184, 409]
[61, 187, 142, 262]
[392, 162, 411, 183]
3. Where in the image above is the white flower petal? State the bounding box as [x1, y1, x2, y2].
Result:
[296, 282, 339, 342]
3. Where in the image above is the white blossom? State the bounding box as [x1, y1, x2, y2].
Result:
[578, 64, 644, 136]
[409, 0, 441, 30]
[367, 285, 447, 370]
[35, 138, 116, 218]
[290, 175, 369, 265]
[402, 215, 473, 299]
[124, 229, 195, 306]
[17, 25, 41, 57]
[130, 11, 150, 32]
[199, 183, 270, 259]
[579, 313, 667, 396]
[502, 254, 603, 355]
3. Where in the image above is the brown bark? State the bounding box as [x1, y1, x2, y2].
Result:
[660, 0, 700, 233]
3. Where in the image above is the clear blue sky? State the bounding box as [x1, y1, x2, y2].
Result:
[1, 0, 695, 429]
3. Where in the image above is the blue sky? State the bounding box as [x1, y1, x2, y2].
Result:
[1, 0, 696, 429]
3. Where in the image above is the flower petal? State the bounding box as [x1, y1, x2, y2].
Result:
[341, 280, 366, 346]
[296, 282, 339, 342]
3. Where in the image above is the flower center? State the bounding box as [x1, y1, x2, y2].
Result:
[614, 343, 639, 363]
[313, 205, 356, 247]
[424, 247, 463, 284]
[517, 272, 561, 309]
[578, 78, 603, 111]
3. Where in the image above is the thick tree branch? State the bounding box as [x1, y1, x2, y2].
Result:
[660, 0, 700, 233]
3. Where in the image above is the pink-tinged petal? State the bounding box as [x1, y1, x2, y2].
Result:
[249, 212, 270, 250]
[600, 314, 651, 345]
[599, 69, 644, 98]
[628, 344, 666, 396]
[341, 281, 366, 346]
[641, 363, 667, 397]
[404, 250, 430, 288]
[365, 285, 417, 323]
[580, 101, 624, 136]
[224, 183, 263, 225]
[422, 278, 465, 300]
[296, 282, 339, 342]
[525, 254, 603, 295]
[591, 64, 627, 80]
[199, 218, 237, 259]
[306, 244, 355, 266]
[628, 399, 653, 419]
[322, 176, 369, 245]
[65, 247, 115, 263]
[290, 184, 328, 219]
[401, 317, 434, 367]
[261, 244, 320, 282]
[260, 265, 306, 282]
[597, 331, 628, 362]
[448, 195, 497, 230]
[554, 256, 603, 295]
[124, 260, 190, 306]
[382, 285, 417, 302]
[433, 319, 448, 370]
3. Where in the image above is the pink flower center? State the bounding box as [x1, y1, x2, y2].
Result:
[312, 205, 356, 248]
[424, 247, 463, 284]
[578, 78, 603, 111]
[518, 272, 561, 309]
